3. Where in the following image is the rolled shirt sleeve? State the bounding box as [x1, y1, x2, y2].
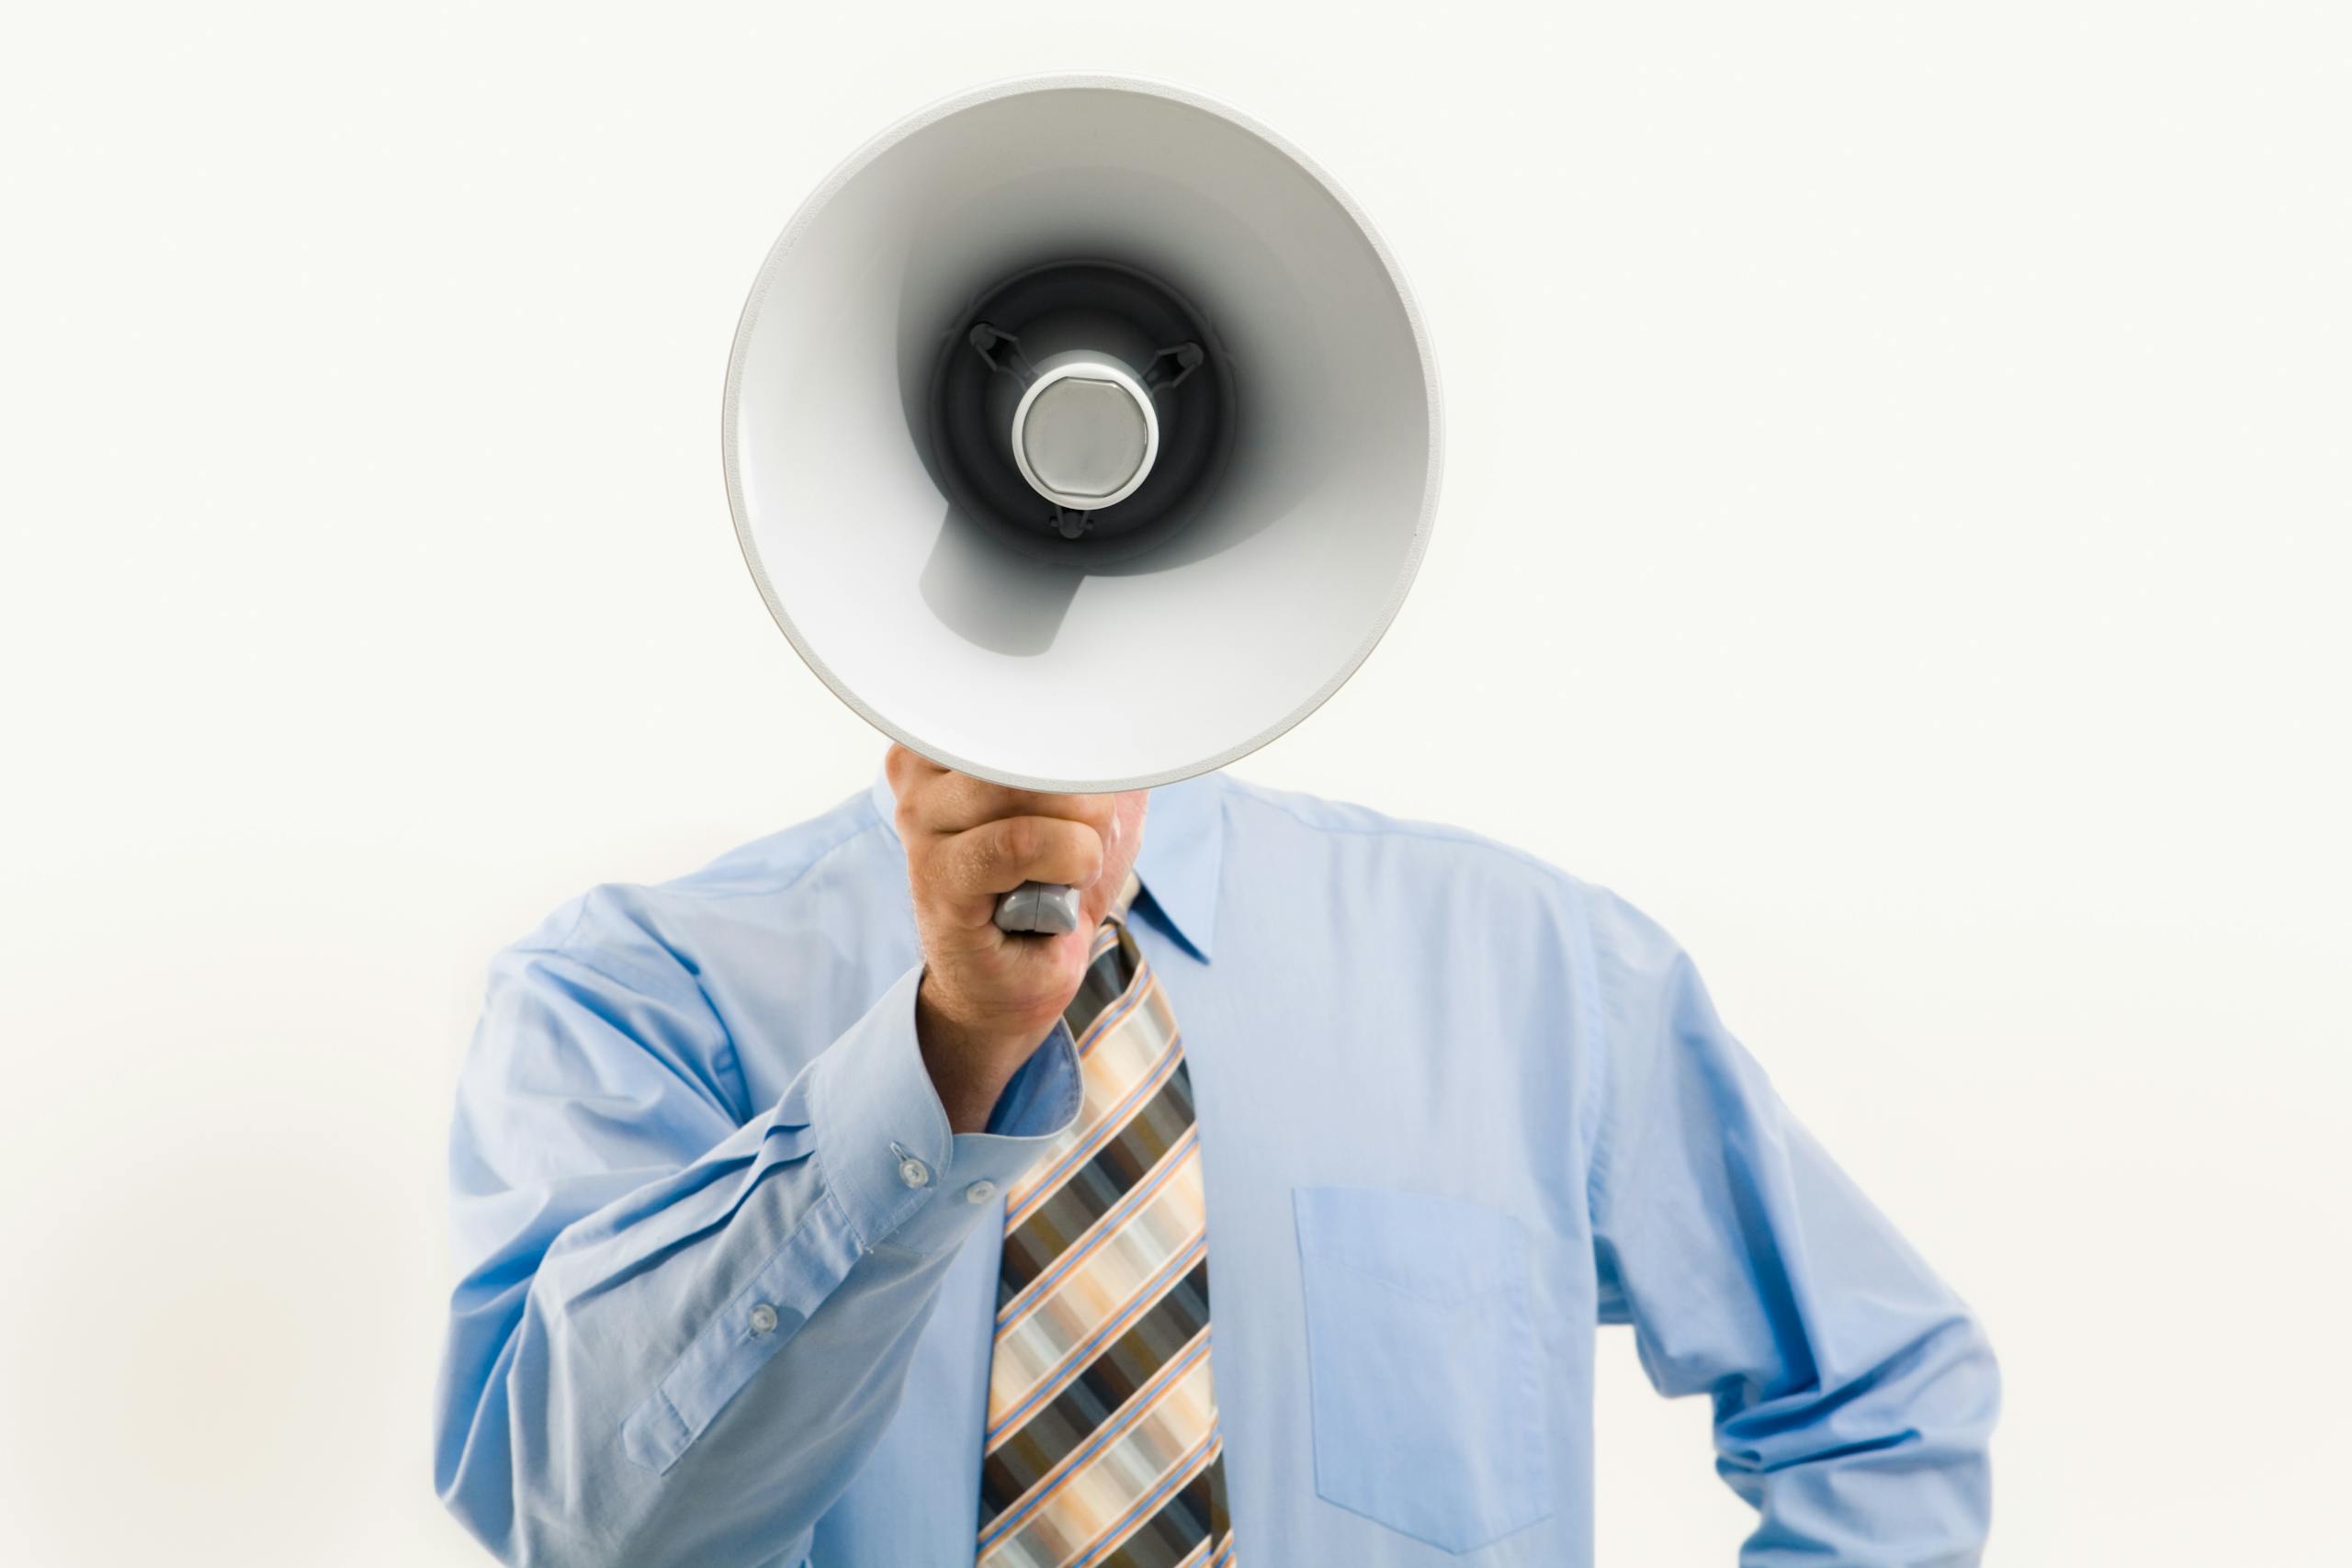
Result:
[432, 905, 1080, 1566]
[1580, 887, 2001, 1564]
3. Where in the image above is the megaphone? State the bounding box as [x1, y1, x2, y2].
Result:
[723, 74, 1441, 931]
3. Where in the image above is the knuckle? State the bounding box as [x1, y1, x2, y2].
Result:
[994, 818, 1040, 869]
[885, 746, 919, 795]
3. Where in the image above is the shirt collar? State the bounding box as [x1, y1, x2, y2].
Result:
[866, 758, 1222, 961]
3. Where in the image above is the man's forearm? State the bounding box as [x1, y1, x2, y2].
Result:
[435, 963, 1080, 1564]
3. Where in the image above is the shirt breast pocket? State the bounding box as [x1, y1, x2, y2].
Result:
[1293, 1185, 1555, 1554]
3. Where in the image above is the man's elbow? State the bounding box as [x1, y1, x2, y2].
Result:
[433, 1375, 526, 1565]
[1910, 1307, 2002, 1464]
[1721, 1307, 2001, 1476]
[435, 1427, 618, 1568]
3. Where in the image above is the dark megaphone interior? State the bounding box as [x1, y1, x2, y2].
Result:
[929, 259, 1236, 558]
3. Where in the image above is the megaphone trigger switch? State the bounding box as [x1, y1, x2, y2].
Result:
[992, 881, 1080, 936]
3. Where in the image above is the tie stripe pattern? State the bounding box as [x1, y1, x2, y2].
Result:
[978, 873, 1233, 1568]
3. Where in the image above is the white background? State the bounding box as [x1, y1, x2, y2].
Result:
[3, 4, 2346, 1563]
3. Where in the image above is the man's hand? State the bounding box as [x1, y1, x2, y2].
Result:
[887, 745, 1148, 1134]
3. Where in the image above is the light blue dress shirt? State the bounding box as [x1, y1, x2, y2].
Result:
[435, 767, 1998, 1566]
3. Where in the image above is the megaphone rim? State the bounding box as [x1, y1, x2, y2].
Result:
[720, 71, 1445, 795]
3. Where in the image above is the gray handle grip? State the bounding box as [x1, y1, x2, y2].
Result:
[994, 881, 1081, 935]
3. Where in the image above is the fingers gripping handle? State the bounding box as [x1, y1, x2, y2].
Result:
[994, 881, 1082, 935]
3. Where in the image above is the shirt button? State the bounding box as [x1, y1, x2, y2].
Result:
[898, 1155, 932, 1189]
[965, 1179, 998, 1205]
[747, 1303, 779, 1337]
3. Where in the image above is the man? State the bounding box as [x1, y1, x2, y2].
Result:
[435, 749, 1998, 1565]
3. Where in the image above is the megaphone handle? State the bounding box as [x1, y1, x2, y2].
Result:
[994, 882, 1082, 936]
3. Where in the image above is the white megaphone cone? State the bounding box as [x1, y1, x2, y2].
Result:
[723, 74, 1442, 931]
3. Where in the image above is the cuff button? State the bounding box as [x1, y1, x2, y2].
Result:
[888, 1141, 933, 1190]
[748, 1303, 779, 1337]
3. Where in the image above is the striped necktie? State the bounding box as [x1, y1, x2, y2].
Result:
[976, 870, 1233, 1568]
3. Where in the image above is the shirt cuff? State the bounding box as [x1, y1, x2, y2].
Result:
[807, 962, 1083, 1259]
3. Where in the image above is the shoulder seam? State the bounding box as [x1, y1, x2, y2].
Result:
[652, 807, 891, 907]
[527, 799, 892, 942]
[1220, 779, 1576, 886]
